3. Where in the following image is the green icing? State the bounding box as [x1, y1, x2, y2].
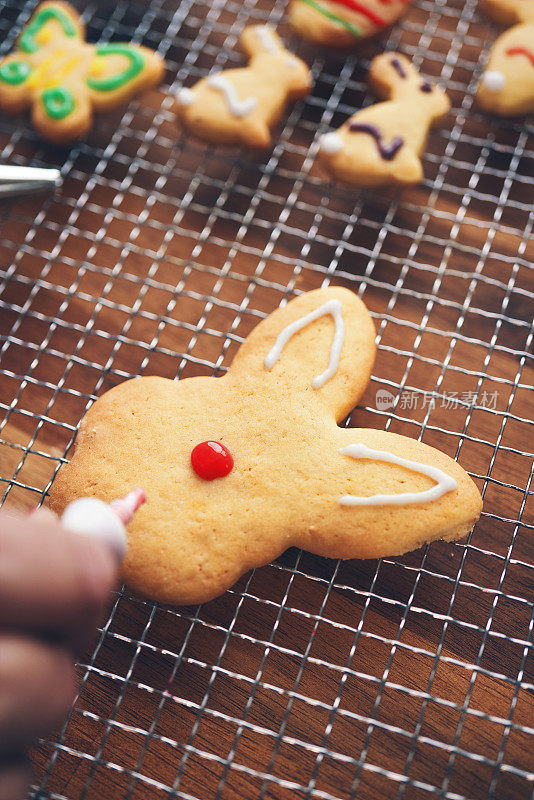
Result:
[19, 6, 77, 54]
[86, 44, 144, 92]
[0, 60, 31, 85]
[41, 85, 75, 119]
[299, 0, 361, 37]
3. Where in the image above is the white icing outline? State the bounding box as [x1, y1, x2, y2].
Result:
[207, 74, 257, 117]
[264, 298, 344, 389]
[338, 444, 458, 506]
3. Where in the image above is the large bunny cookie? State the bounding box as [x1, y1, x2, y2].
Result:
[50, 288, 482, 605]
[0, 1, 164, 143]
[318, 53, 450, 187]
[175, 26, 312, 148]
[288, 0, 412, 48]
[477, 0, 534, 116]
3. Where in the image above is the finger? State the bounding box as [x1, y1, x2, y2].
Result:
[0, 635, 75, 755]
[0, 755, 32, 800]
[28, 507, 58, 524]
[0, 510, 117, 651]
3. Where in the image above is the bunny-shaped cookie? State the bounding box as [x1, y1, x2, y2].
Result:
[49, 287, 482, 606]
[477, 0, 534, 116]
[288, 0, 413, 49]
[318, 53, 450, 187]
[175, 25, 312, 148]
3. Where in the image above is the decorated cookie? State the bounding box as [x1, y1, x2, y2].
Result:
[175, 25, 312, 149]
[49, 287, 482, 606]
[0, 1, 165, 143]
[288, 0, 412, 48]
[318, 53, 450, 187]
[477, 0, 534, 116]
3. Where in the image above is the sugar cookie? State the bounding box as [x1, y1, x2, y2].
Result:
[477, 0, 534, 116]
[288, 0, 412, 48]
[317, 53, 450, 186]
[175, 25, 312, 148]
[49, 287, 482, 606]
[0, 1, 165, 143]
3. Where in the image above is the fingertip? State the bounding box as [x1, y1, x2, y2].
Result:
[28, 507, 58, 524]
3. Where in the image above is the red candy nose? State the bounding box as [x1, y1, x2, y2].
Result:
[191, 441, 234, 481]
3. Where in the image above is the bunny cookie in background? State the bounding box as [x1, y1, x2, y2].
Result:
[477, 0, 534, 116]
[175, 25, 312, 148]
[318, 53, 450, 187]
[288, 0, 412, 48]
[0, 1, 165, 143]
[49, 287, 482, 606]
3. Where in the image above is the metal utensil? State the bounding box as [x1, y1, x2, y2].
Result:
[0, 164, 61, 198]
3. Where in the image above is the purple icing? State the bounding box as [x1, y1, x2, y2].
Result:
[420, 82, 432, 92]
[348, 122, 403, 161]
[390, 58, 406, 79]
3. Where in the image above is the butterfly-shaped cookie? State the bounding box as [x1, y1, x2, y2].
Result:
[0, 1, 165, 142]
[477, 0, 534, 115]
[49, 287, 482, 606]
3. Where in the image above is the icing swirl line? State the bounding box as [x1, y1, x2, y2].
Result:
[349, 122, 403, 160]
[505, 46, 534, 68]
[207, 74, 257, 117]
[265, 299, 345, 389]
[339, 444, 458, 506]
[298, 0, 362, 37]
[329, 0, 386, 26]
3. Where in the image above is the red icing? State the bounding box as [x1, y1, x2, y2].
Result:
[330, 0, 386, 25]
[506, 47, 534, 68]
[191, 441, 234, 481]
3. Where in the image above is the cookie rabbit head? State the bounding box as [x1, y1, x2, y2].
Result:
[318, 53, 450, 186]
[239, 25, 312, 97]
[477, 0, 534, 116]
[49, 288, 482, 605]
[369, 53, 450, 118]
[175, 25, 312, 148]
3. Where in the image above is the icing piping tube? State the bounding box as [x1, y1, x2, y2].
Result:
[60, 488, 146, 561]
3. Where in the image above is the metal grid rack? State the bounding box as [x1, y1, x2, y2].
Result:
[0, 0, 533, 797]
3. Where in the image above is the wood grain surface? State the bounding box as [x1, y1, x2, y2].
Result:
[0, 0, 533, 798]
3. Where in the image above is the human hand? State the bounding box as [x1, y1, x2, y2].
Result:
[0, 507, 118, 800]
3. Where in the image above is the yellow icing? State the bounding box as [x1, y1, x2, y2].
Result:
[26, 49, 82, 89]
[89, 57, 106, 76]
[35, 27, 53, 45]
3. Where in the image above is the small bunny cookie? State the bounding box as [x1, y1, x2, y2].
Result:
[288, 0, 412, 48]
[49, 287, 482, 606]
[0, 1, 165, 143]
[477, 0, 534, 116]
[175, 26, 312, 148]
[318, 53, 450, 187]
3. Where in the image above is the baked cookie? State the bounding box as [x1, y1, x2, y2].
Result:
[0, 1, 165, 143]
[175, 25, 312, 148]
[288, 0, 412, 48]
[49, 287, 482, 606]
[477, 0, 534, 116]
[318, 53, 450, 186]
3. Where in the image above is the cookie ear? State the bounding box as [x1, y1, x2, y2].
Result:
[294, 426, 482, 559]
[240, 25, 285, 59]
[369, 53, 419, 98]
[228, 287, 376, 421]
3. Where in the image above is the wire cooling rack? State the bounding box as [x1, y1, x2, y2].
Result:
[1, 0, 533, 798]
